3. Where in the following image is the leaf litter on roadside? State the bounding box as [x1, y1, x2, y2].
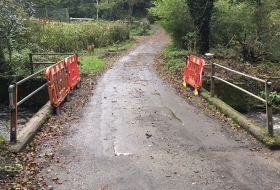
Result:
[0, 44, 137, 190]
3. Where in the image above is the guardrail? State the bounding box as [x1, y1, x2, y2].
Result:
[210, 63, 273, 136]
[10, 53, 79, 143]
[29, 53, 74, 74]
[8, 67, 50, 143]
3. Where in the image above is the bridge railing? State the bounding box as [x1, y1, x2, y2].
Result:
[210, 63, 273, 136]
[8, 67, 49, 143]
[29, 53, 74, 74]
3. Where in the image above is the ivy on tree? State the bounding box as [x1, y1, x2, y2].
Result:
[185, 0, 215, 54]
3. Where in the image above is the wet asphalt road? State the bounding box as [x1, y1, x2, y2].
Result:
[39, 27, 280, 190]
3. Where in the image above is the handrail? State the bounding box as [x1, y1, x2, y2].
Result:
[212, 76, 266, 103]
[8, 66, 50, 143]
[29, 53, 74, 74]
[211, 63, 273, 136]
[213, 63, 266, 83]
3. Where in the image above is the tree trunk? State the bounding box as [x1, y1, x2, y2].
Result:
[186, 0, 214, 54]
[97, 0, 99, 21]
[0, 47, 6, 73]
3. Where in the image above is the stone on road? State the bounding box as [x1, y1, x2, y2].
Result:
[39, 27, 280, 190]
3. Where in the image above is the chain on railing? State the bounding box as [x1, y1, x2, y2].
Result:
[210, 63, 273, 136]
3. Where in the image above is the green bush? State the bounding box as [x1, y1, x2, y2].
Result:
[211, 0, 280, 62]
[24, 19, 130, 52]
[0, 132, 6, 147]
[149, 0, 194, 49]
[1, 19, 131, 79]
[130, 19, 154, 36]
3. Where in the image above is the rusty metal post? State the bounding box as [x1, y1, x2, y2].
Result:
[211, 63, 215, 97]
[9, 83, 17, 143]
[265, 80, 273, 136]
[29, 53, 33, 74]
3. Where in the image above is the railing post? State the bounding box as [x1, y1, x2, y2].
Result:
[9, 83, 17, 143]
[29, 53, 33, 74]
[211, 63, 215, 97]
[265, 80, 273, 136]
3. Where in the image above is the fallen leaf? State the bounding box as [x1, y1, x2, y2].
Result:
[96, 184, 108, 190]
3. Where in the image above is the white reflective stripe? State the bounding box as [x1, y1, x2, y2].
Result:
[60, 62, 64, 68]
[51, 67, 54, 75]
[56, 65, 59, 71]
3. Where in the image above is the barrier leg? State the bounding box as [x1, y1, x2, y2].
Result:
[76, 81, 81, 89]
[54, 107, 60, 116]
[66, 93, 71, 102]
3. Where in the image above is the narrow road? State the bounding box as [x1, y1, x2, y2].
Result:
[39, 27, 280, 190]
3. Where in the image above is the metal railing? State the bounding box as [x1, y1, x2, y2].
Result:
[29, 53, 74, 74]
[8, 67, 50, 143]
[210, 63, 273, 136]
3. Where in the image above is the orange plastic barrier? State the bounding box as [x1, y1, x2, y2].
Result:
[65, 54, 80, 90]
[46, 60, 70, 108]
[183, 55, 205, 91]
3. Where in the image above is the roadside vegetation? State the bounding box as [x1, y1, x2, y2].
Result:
[149, 0, 280, 112]
[0, 0, 154, 81]
[0, 0, 155, 147]
[149, 0, 280, 62]
[0, 17, 131, 80]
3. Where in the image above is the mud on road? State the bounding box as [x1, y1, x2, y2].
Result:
[2, 27, 280, 190]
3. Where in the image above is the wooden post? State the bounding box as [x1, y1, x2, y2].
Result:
[265, 81, 273, 136]
[10, 83, 17, 143]
[29, 53, 33, 74]
[211, 63, 215, 97]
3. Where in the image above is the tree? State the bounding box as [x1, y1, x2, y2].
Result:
[185, 0, 215, 54]
[0, 0, 34, 72]
[149, 0, 194, 48]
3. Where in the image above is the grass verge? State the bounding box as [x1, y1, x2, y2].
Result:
[78, 39, 136, 76]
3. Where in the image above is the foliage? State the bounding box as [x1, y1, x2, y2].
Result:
[149, 0, 280, 63]
[211, 0, 280, 62]
[130, 19, 154, 36]
[167, 58, 185, 70]
[0, 133, 5, 146]
[78, 39, 136, 75]
[161, 45, 190, 59]
[24, 19, 130, 52]
[31, 0, 152, 21]
[0, 0, 34, 72]
[185, 0, 215, 54]
[1, 19, 130, 80]
[149, 0, 194, 48]
[161, 45, 191, 70]
[79, 57, 105, 75]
